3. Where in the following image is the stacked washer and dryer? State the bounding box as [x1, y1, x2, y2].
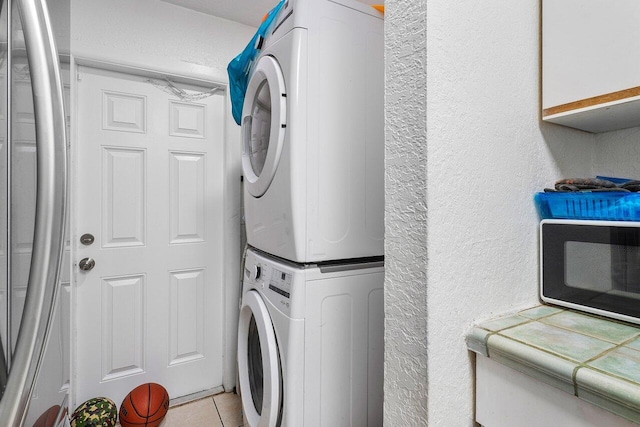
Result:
[237, 0, 384, 426]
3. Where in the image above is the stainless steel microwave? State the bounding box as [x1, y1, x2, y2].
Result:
[541, 219, 640, 325]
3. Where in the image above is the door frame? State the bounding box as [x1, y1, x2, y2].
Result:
[68, 56, 242, 408]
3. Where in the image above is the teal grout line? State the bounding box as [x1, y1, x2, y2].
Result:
[541, 325, 640, 346]
[490, 330, 585, 365]
[571, 364, 583, 396]
[481, 308, 640, 400]
[519, 311, 560, 321]
[489, 310, 639, 361]
[580, 339, 640, 391]
[567, 338, 618, 397]
[482, 329, 497, 358]
[579, 362, 640, 391]
[480, 314, 551, 358]
[562, 307, 640, 330]
[572, 331, 640, 396]
[616, 334, 640, 348]
[478, 314, 538, 358]
[476, 306, 640, 418]
[482, 314, 570, 362]
[538, 312, 640, 345]
[488, 330, 640, 414]
[486, 325, 605, 396]
[482, 317, 584, 367]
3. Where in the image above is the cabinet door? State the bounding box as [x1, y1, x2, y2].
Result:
[543, 0, 640, 133]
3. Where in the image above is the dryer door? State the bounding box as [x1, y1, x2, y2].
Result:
[238, 290, 282, 427]
[241, 55, 287, 197]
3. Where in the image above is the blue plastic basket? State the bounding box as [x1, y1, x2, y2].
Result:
[534, 192, 640, 221]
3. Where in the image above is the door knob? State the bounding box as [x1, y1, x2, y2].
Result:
[79, 257, 95, 271]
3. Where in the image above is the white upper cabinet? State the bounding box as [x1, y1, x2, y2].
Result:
[543, 0, 640, 133]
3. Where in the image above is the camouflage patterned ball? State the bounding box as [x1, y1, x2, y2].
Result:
[70, 397, 117, 427]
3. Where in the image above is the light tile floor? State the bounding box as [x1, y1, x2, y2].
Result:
[162, 392, 243, 427]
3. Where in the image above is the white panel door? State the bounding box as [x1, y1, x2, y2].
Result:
[75, 66, 224, 406]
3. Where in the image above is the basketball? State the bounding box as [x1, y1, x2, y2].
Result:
[70, 397, 117, 427]
[33, 405, 60, 427]
[119, 383, 169, 427]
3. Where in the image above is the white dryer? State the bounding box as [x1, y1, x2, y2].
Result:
[237, 247, 384, 427]
[241, 0, 384, 263]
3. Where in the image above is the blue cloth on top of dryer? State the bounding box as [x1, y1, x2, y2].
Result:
[227, 0, 286, 125]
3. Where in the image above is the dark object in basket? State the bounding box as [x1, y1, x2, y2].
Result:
[554, 178, 617, 192]
[620, 180, 640, 192]
[544, 187, 628, 193]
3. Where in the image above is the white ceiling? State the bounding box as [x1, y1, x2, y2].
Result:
[159, 0, 382, 27]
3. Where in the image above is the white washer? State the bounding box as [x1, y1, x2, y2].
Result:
[241, 0, 384, 263]
[237, 247, 384, 427]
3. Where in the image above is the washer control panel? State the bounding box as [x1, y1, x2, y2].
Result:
[244, 250, 296, 316]
[269, 269, 291, 299]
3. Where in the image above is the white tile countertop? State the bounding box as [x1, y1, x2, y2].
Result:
[467, 305, 640, 424]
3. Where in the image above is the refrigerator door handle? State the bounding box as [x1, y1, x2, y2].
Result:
[0, 0, 67, 424]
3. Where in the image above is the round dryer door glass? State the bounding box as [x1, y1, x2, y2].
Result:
[247, 81, 272, 177]
[242, 55, 287, 198]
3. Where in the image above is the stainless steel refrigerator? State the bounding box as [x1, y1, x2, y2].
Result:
[0, 0, 68, 425]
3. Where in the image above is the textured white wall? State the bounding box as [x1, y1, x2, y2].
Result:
[594, 128, 640, 178]
[71, 0, 256, 83]
[385, 0, 596, 424]
[384, 0, 428, 424]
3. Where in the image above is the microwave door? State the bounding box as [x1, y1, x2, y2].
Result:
[610, 227, 640, 293]
[542, 220, 640, 325]
[0, 0, 68, 425]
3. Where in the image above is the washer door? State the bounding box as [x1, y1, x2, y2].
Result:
[241, 55, 287, 198]
[238, 290, 282, 427]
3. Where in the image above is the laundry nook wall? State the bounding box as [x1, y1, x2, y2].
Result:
[71, 0, 257, 82]
[384, 0, 596, 425]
